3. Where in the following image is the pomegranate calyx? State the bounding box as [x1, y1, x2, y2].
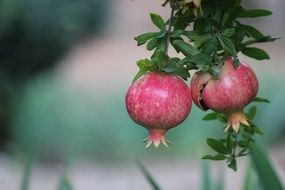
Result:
[224, 111, 250, 133]
[144, 129, 171, 148]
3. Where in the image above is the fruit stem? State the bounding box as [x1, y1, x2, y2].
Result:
[232, 132, 238, 158]
[165, 0, 176, 55]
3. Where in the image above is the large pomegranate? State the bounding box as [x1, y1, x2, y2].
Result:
[126, 72, 192, 148]
[191, 57, 258, 132]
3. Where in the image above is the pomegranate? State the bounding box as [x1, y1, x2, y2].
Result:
[191, 57, 258, 132]
[126, 72, 192, 148]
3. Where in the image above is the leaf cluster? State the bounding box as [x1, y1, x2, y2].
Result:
[134, 13, 191, 80]
[201, 97, 269, 171]
[134, 0, 279, 80]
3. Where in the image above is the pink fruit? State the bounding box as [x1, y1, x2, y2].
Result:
[191, 57, 258, 132]
[126, 72, 192, 148]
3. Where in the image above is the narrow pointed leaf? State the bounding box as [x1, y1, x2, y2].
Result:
[251, 143, 284, 190]
[202, 154, 227, 160]
[206, 138, 228, 154]
[135, 32, 157, 46]
[242, 47, 270, 60]
[150, 13, 166, 30]
[238, 9, 272, 18]
[202, 112, 219, 121]
[242, 164, 254, 190]
[247, 106, 257, 120]
[173, 40, 200, 56]
[253, 97, 270, 103]
[136, 160, 161, 190]
[240, 24, 264, 39]
[201, 161, 211, 190]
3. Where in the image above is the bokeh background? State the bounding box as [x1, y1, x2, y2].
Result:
[0, 0, 284, 189]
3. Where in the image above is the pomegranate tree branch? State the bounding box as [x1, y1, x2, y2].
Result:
[165, 0, 176, 55]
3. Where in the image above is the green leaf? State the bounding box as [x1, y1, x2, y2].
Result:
[210, 65, 222, 77]
[251, 143, 284, 190]
[217, 114, 227, 123]
[232, 25, 246, 43]
[162, 59, 177, 72]
[202, 154, 227, 161]
[173, 40, 200, 56]
[240, 24, 264, 39]
[171, 30, 184, 38]
[151, 50, 168, 70]
[217, 35, 236, 56]
[202, 112, 218, 121]
[194, 34, 212, 48]
[226, 133, 233, 152]
[222, 5, 243, 25]
[238, 140, 248, 148]
[253, 97, 270, 103]
[238, 9, 272, 18]
[174, 64, 190, 79]
[247, 106, 257, 120]
[222, 28, 235, 38]
[133, 59, 155, 81]
[207, 138, 228, 154]
[228, 158, 237, 171]
[201, 161, 211, 190]
[150, 13, 166, 30]
[192, 53, 211, 65]
[242, 164, 254, 190]
[133, 70, 147, 82]
[221, 12, 230, 26]
[137, 59, 154, 70]
[183, 31, 200, 41]
[147, 38, 158, 51]
[136, 160, 161, 190]
[200, 65, 210, 73]
[202, 38, 217, 56]
[194, 18, 212, 34]
[156, 38, 167, 52]
[156, 30, 167, 38]
[242, 47, 270, 60]
[238, 148, 248, 157]
[135, 32, 157, 46]
[253, 126, 264, 135]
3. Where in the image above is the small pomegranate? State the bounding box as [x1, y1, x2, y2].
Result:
[126, 72, 192, 148]
[191, 57, 258, 132]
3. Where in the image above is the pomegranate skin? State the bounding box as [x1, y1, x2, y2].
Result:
[190, 72, 212, 111]
[202, 59, 258, 114]
[190, 58, 259, 132]
[126, 72, 192, 147]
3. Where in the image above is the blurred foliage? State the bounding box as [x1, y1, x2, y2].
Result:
[250, 142, 284, 190]
[136, 160, 161, 190]
[0, 0, 110, 146]
[9, 72, 285, 160]
[10, 74, 218, 160]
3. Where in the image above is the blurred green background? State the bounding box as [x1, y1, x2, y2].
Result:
[0, 0, 284, 189]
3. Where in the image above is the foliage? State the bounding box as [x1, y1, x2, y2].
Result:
[133, 0, 279, 171]
[136, 160, 161, 190]
[0, 0, 110, 147]
[134, 0, 278, 80]
[201, 98, 268, 171]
